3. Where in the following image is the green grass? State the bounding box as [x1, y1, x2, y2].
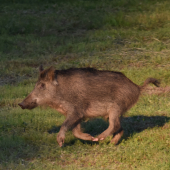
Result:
[1, 0, 170, 169]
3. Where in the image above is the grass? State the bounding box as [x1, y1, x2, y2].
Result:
[0, 0, 170, 169]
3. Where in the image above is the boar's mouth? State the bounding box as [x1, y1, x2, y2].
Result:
[18, 101, 38, 110]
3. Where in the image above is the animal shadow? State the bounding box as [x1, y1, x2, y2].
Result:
[48, 125, 61, 134]
[121, 115, 170, 139]
[47, 115, 170, 146]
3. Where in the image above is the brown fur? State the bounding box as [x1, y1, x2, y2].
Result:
[18, 66, 159, 147]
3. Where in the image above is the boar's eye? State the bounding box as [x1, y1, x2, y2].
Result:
[39, 83, 45, 90]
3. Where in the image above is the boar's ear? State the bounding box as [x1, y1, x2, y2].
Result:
[47, 66, 55, 81]
[48, 67, 58, 85]
[39, 65, 44, 73]
[40, 66, 58, 85]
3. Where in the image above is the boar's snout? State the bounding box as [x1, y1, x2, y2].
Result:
[18, 98, 38, 110]
[18, 102, 26, 109]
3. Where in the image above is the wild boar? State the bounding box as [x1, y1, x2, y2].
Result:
[18, 66, 159, 147]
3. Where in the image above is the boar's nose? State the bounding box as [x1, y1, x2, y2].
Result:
[18, 103, 25, 109]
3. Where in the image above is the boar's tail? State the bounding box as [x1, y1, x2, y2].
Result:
[140, 78, 160, 91]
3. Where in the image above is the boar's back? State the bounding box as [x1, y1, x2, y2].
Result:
[55, 68, 140, 109]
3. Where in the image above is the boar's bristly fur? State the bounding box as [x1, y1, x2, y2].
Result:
[18, 66, 160, 147]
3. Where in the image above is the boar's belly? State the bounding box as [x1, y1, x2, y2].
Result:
[85, 101, 111, 118]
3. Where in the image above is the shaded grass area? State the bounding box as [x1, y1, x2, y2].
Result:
[1, 95, 170, 169]
[1, 0, 170, 169]
[1, 80, 170, 169]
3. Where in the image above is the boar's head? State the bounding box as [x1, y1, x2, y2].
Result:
[18, 65, 58, 110]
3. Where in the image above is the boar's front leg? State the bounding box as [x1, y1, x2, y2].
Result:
[72, 123, 98, 141]
[57, 111, 83, 147]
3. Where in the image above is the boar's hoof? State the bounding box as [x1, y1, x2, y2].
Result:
[91, 137, 99, 142]
[57, 134, 65, 147]
[111, 137, 119, 145]
[99, 138, 104, 141]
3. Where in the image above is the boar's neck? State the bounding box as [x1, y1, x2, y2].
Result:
[47, 99, 67, 116]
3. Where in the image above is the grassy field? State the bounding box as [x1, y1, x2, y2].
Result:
[0, 0, 170, 169]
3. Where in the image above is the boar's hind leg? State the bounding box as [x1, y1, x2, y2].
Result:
[72, 123, 97, 141]
[93, 110, 122, 142]
[111, 127, 124, 145]
[57, 112, 83, 147]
